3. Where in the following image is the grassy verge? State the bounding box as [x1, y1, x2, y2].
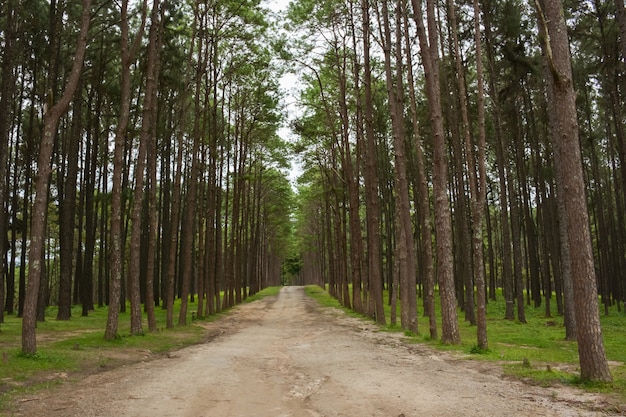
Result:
[0, 286, 281, 411]
[304, 285, 626, 404]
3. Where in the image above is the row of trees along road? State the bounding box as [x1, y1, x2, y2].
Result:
[0, 0, 623, 383]
[0, 1, 295, 353]
[288, 0, 624, 383]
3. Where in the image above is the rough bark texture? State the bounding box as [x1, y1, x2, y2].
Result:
[165, 127, 185, 329]
[128, 0, 160, 336]
[615, 0, 626, 63]
[147, 0, 161, 325]
[403, 7, 436, 340]
[57, 93, 82, 321]
[0, 0, 16, 325]
[379, 0, 417, 333]
[105, 0, 147, 341]
[538, 0, 612, 382]
[337, 43, 365, 316]
[362, 0, 386, 325]
[471, 0, 488, 349]
[482, 0, 515, 321]
[411, 0, 460, 344]
[22, 0, 92, 354]
[179, 15, 202, 325]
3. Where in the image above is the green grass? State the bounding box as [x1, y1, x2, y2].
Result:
[0, 286, 281, 412]
[244, 285, 282, 302]
[305, 284, 626, 403]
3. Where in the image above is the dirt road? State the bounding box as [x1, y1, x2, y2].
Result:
[11, 286, 622, 416]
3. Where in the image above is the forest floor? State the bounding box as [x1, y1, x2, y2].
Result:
[8, 286, 625, 417]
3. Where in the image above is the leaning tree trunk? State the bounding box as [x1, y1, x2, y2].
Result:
[128, 0, 160, 336]
[536, 0, 612, 382]
[22, 0, 92, 355]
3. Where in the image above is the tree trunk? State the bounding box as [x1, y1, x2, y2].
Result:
[165, 124, 185, 328]
[403, 7, 436, 339]
[483, 0, 514, 321]
[56, 90, 82, 320]
[338, 12, 365, 315]
[536, 0, 612, 382]
[128, 0, 160, 336]
[144, 6, 163, 332]
[444, 0, 474, 325]
[411, 0, 460, 344]
[507, 149, 526, 324]
[81, 97, 98, 315]
[179, 76, 202, 326]
[22, 0, 92, 354]
[105, 0, 147, 341]
[615, 0, 626, 67]
[379, 0, 417, 333]
[362, 0, 386, 325]
[0, 0, 16, 325]
[470, 0, 488, 349]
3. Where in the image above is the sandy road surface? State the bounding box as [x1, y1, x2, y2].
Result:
[11, 286, 622, 416]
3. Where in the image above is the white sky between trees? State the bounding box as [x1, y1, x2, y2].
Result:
[263, 0, 303, 186]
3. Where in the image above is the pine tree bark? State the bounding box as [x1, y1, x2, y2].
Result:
[179, 19, 203, 324]
[22, 0, 92, 354]
[57, 93, 82, 320]
[471, 0, 488, 349]
[507, 142, 527, 324]
[144, 4, 163, 332]
[339, 10, 365, 314]
[349, 11, 366, 315]
[482, 0, 515, 321]
[442, 0, 474, 325]
[81, 94, 98, 315]
[615, 0, 626, 65]
[379, 0, 417, 333]
[402, 6, 436, 340]
[165, 124, 185, 328]
[362, 0, 386, 325]
[536, 0, 612, 382]
[411, 0, 460, 344]
[105, 0, 147, 341]
[0, 0, 16, 325]
[128, 0, 160, 336]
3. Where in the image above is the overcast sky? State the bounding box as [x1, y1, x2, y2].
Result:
[264, 0, 291, 13]
[260, 0, 303, 184]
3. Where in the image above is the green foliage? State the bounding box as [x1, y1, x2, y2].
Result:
[469, 345, 490, 355]
[282, 257, 303, 285]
